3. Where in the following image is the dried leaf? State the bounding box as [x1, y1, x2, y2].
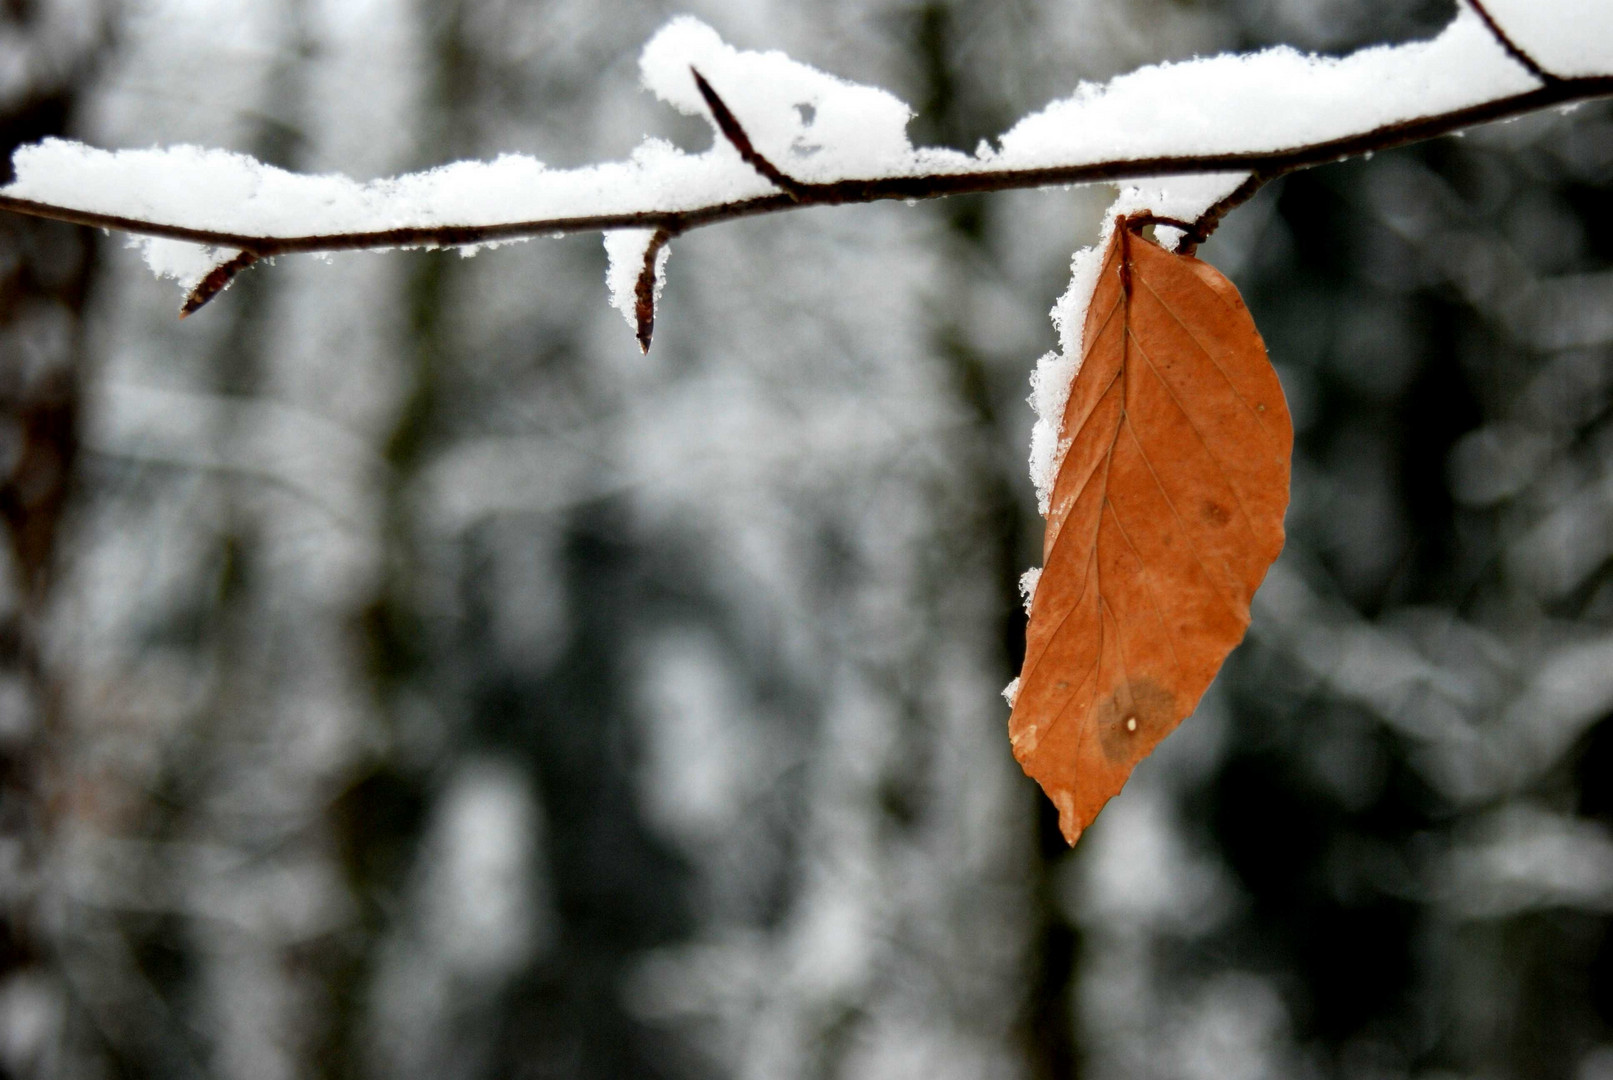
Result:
[1010, 223, 1292, 845]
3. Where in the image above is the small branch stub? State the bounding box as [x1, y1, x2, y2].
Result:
[1465, 0, 1561, 85]
[691, 67, 812, 201]
[635, 228, 673, 353]
[180, 250, 259, 317]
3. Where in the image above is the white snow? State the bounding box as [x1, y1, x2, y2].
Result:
[3, 4, 1590, 264]
[1107, 172, 1251, 250]
[998, 6, 1539, 168]
[7, 135, 772, 240]
[1018, 567, 1041, 613]
[132, 235, 242, 290]
[1477, 0, 1613, 79]
[639, 16, 947, 182]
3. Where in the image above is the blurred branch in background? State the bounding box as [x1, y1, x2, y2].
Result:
[0, 2, 109, 1078]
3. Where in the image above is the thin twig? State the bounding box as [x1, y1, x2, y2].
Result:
[0, 75, 1606, 266]
[691, 68, 812, 201]
[1465, 0, 1561, 85]
[1180, 174, 1270, 256]
[1121, 174, 1270, 253]
[634, 227, 673, 353]
[179, 250, 258, 317]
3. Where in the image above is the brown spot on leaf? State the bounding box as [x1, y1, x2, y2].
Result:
[1096, 678, 1176, 764]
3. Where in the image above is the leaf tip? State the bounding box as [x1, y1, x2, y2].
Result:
[1053, 790, 1081, 846]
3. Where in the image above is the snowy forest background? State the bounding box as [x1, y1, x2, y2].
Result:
[1, 0, 1612, 1077]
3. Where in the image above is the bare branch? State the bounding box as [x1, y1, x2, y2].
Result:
[1179, 174, 1270, 255]
[0, 75, 1606, 269]
[1466, 0, 1561, 85]
[179, 251, 258, 317]
[635, 228, 673, 353]
[691, 68, 812, 201]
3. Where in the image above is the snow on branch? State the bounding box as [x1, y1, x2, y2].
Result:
[0, 0, 1608, 340]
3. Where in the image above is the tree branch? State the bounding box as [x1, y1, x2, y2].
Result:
[180, 250, 257, 316]
[691, 68, 810, 201]
[634, 227, 673, 353]
[0, 73, 1606, 278]
[1466, 0, 1562, 85]
[1179, 174, 1271, 256]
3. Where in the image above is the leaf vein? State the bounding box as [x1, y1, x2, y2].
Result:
[1119, 412, 1245, 625]
[1102, 490, 1185, 675]
[1127, 330, 1259, 542]
[1136, 269, 1273, 439]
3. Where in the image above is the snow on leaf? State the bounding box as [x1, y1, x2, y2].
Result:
[1031, 176, 1253, 513]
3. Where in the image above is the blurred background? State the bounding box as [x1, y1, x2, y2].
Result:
[0, 0, 1609, 1077]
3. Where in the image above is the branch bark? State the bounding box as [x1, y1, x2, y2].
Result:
[1466, 0, 1562, 85]
[180, 250, 257, 315]
[633, 227, 673, 353]
[691, 67, 810, 201]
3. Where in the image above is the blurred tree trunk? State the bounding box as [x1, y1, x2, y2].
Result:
[0, 4, 108, 1077]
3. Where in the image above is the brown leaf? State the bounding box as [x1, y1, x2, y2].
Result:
[1010, 221, 1292, 845]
